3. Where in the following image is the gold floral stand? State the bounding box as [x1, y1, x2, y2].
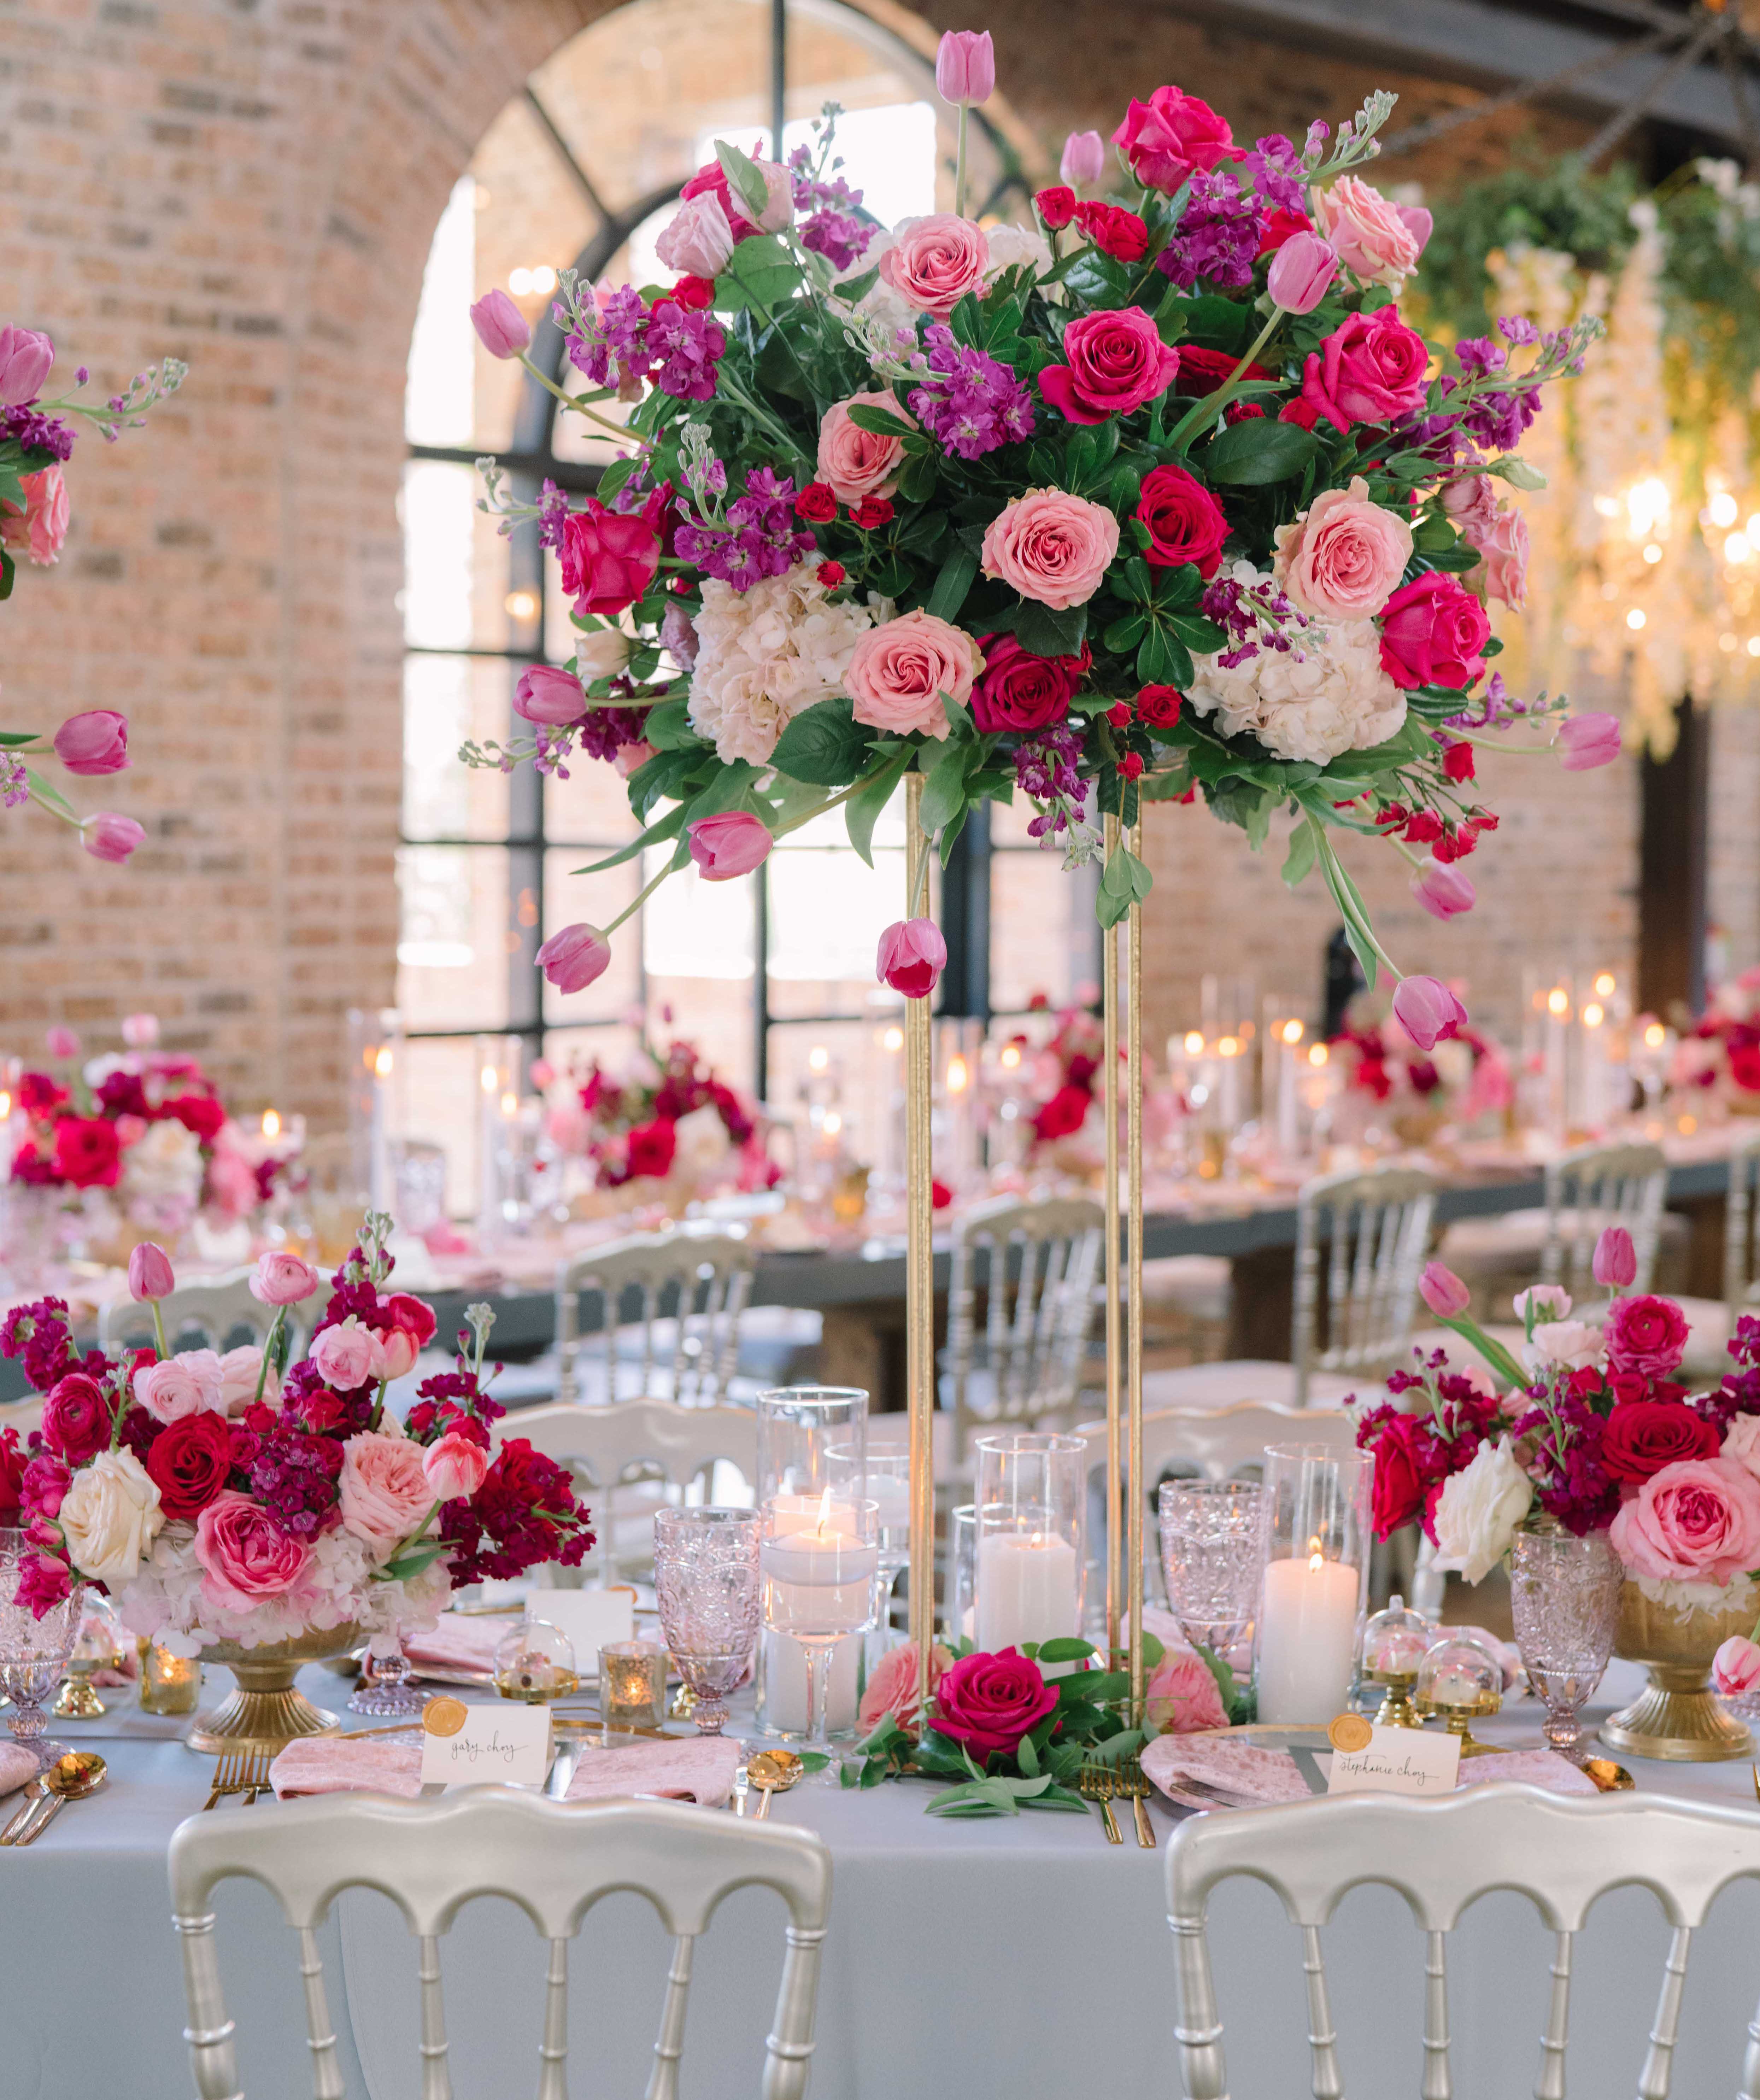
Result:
[1600, 1584, 1754, 1762]
[185, 1625, 360, 1755]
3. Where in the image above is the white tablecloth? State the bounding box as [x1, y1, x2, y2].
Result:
[8, 1660, 1760, 2099]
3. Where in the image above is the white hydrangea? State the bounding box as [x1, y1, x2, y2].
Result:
[117, 1517, 387, 1652]
[688, 560, 887, 765]
[1186, 565, 1407, 765]
[982, 223, 1054, 285]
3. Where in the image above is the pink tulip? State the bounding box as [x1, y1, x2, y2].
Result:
[1391, 973, 1467, 1051]
[876, 917, 947, 999]
[935, 29, 995, 106]
[82, 813, 145, 864]
[1395, 203, 1433, 256]
[423, 1430, 490, 1503]
[0, 326, 53, 406]
[1713, 1634, 1760, 1697]
[52, 709, 129, 776]
[1266, 231, 1339, 315]
[514, 665, 586, 727]
[1557, 712, 1621, 771]
[44, 1026, 80, 1060]
[1060, 130, 1106, 189]
[1410, 855, 1475, 921]
[687, 810, 773, 881]
[1419, 1261, 1471, 1319]
[1593, 1225, 1637, 1289]
[128, 1241, 175, 1301]
[536, 923, 612, 994]
[469, 289, 531, 361]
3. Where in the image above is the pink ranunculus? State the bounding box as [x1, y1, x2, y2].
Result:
[310, 1318, 380, 1392]
[1603, 1293, 1690, 1382]
[1477, 505, 1529, 610]
[514, 665, 586, 727]
[1378, 571, 1491, 692]
[558, 499, 662, 618]
[844, 609, 983, 740]
[1060, 129, 1106, 189]
[0, 326, 54, 405]
[1610, 1456, 1760, 1586]
[1312, 176, 1422, 288]
[537, 923, 612, 995]
[817, 391, 915, 504]
[423, 1430, 490, 1504]
[1419, 1261, 1471, 1318]
[980, 487, 1119, 610]
[687, 810, 773, 880]
[857, 1639, 951, 1738]
[469, 289, 530, 360]
[248, 1250, 321, 1306]
[1412, 855, 1475, 920]
[876, 917, 947, 999]
[338, 1431, 434, 1553]
[878, 215, 991, 316]
[195, 1491, 313, 1608]
[0, 465, 69, 566]
[1558, 713, 1621, 772]
[133, 1353, 225, 1425]
[128, 1240, 175, 1301]
[1145, 1644, 1229, 1733]
[1272, 475, 1412, 622]
[1594, 1226, 1637, 1290]
[935, 29, 994, 105]
[656, 191, 737, 279]
[53, 710, 129, 777]
[1266, 231, 1339, 315]
[1111, 85, 1233, 193]
[1039, 306, 1181, 426]
[1714, 1634, 1760, 1697]
[1301, 306, 1431, 432]
[1393, 975, 1468, 1052]
[82, 813, 145, 864]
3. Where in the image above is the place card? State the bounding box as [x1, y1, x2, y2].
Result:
[530, 1586, 636, 1676]
[1327, 1722, 1460, 1797]
[419, 1694, 552, 1790]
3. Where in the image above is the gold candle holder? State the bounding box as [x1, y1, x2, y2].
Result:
[138, 1637, 201, 1716]
[601, 1640, 668, 1732]
[905, 771, 937, 1712]
[1365, 1671, 1424, 1731]
[1414, 1633, 1504, 1756]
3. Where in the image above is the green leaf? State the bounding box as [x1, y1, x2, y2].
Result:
[641, 696, 698, 752]
[1412, 510, 1459, 553]
[845, 401, 917, 439]
[1201, 418, 1319, 486]
[1167, 614, 1225, 655]
[577, 803, 688, 875]
[714, 138, 771, 220]
[925, 541, 978, 624]
[835, 266, 879, 307]
[24, 768, 76, 822]
[770, 697, 871, 786]
[919, 737, 970, 837]
[1280, 821, 1318, 889]
[716, 233, 802, 316]
[1013, 600, 1086, 659]
[845, 745, 913, 865]
[1137, 625, 1193, 689]
[1096, 844, 1152, 928]
[0, 545, 13, 601]
[381, 1543, 446, 1581]
[1035, 1637, 1097, 1663]
[1103, 612, 1147, 652]
[0, 730, 39, 747]
[898, 449, 939, 503]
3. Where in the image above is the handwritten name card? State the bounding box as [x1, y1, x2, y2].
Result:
[420, 1695, 553, 1791]
[1327, 1724, 1461, 1797]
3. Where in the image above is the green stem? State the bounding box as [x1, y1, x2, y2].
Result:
[1431, 1310, 1530, 1395]
[253, 1305, 285, 1405]
[955, 106, 969, 221]
[517, 354, 653, 446]
[150, 1300, 169, 1362]
[603, 860, 673, 936]
[1163, 308, 1286, 453]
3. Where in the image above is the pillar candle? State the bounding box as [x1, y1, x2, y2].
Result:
[1256, 1549, 1359, 1722]
[975, 1530, 1079, 1652]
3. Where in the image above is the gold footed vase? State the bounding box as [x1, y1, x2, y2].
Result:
[184, 1625, 361, 1755]
[1600, 1584, 1754, 1762]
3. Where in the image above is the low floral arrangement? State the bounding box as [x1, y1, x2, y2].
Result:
[1325, 1012, 1511, 1139]
[465, 35, 1616, 1049]
[539, 1031, 777, 1194]
[0, 323, 184, 862]
[1022, 1002, 1105, 1148]
[0, 1218, 593, 1654]
[1670, 967, 1760, 1109]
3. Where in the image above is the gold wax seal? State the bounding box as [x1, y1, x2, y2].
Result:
[1328, 1712, 1373, 1754]
[423, 1696, 468, 1738]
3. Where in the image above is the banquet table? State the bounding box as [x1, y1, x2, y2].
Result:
[11, 1656, 1760, 2100]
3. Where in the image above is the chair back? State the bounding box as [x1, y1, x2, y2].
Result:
[168, 1790, 831, 2100]
[555, 1228, 755, 1406]
[1725, 1126, 1760, 1322]
[1541, 1138, 1668, 1297]
[1167, 1783, 1760, 2100]
[1292, 1165, 1437, 1404]
[96, 1267, 306, 1357]
[944, 1193, 1105, 1461]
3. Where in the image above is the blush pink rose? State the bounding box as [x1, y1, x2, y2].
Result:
[878, 215, 990, 316]
[654, 191, 737, 280]
[217, 1345, 278, 1416]
[1145, 1644, 1229, 1733]
[1273, 476, 1413, 621]
[309, 1318, 381, 1392]
[1038, 306, 1181, 425]
[856, 1640, 951, 1737]
[1441, 472, 1499, 538]
[0, 464, 69, 566]
[817, 391, 915, 504]
[844, 610, 982, 740]
[1477, 505, 1529, 610]
[133, 1352, 225, 1425]
[195, 1491, 313, 1609]
[1312, 176, 1422, 288]
[980, 487, 1119, 610]
[423, 1431, 490, 1503]
[338, 1431, 435, 1553]
[1301, 307, 1431, 432]
[1609, 1456, 1760, 1586]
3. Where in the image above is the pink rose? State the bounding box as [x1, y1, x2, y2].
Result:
[1301, 307, 1431, 431]
[1610, 1456, 1760, 1586]
[195, 1492, 312, 1608]
[1038, 307, 1181, 426]
[133, 1352, 225, 1425]
[1145, 1644, 1229, 1733]
[249, 1250, 320, 1306]
[1603, 1294, 1690, 1382]
[933, 1646, 1059, 1760]
[1477, 505, 1529, 610]
[857, 1640, 951, 1737]
[309, 1318, 380, 1392]
[338, 1431, 434, 1552]
[558, 499, 662, 617]
[878, 215, 990, 316]
[817, 391, 915, 504]
[423, 1430, 490, 1503]
[688, 810, 773, 879]
[1378, 572, 1491, 692]
[980, 487, 1119, 610]
[844, 609, 982, 740]
[1312, 176, 1422, 288]
[1111, 85, 1233, 192]
[1441, 472, 1499, 538]
[0, 464, 68, 566]
[655, 191, 737, 279]
[1714, 1634, 1760, 1697]
[1273, 476, 1413, 621]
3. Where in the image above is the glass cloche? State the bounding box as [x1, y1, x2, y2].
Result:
[1359, 1593, 1432, 1728]
[1414, 1632, 1502, 1755]
[492, 1617, 579, 1703]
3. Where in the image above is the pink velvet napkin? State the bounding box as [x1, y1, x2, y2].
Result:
[0, 1742, 39, 1799]
[403, 1615, 520, 1676]
[1142, 1732, 1599, 1809]
[269, 1731, 742, 1807]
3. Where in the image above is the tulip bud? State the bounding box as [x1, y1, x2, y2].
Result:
[0, 326, 54, 407]
[128, 1241, 175, 1302]
[1592, 1225, 1637, 1290]
[1391, 973, 1467, 1051]
[1410, 855, 1475, 922]
[44, 1026, 80, 1060]
[423, 1429, 490, 1503]
[1266, 231, 1339, 315]
[513, 665, 587, 727]
[1060, 129, 1106, 190]
[687, 810, 773, 881]
[82, 813, 145, 864]
[876, 917, 947, 999]
[536, 923, 612, 994]
[52, 710, 130, 777]
[468, 289, 531, 361]
[1418, 1262, 1472, 1319]
[1557, 713, 1621, 772]
[935, 29, 995, 107]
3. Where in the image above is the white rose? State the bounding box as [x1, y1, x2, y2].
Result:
[982, 223, 1053, 283]
[672, 1103, 732, 1180]
[1525, 1319, 1601, 1374]
[1430, 1438, 1533, 1584]
[1724, 1413, 1760, 1482]
[58, 1448, 165, 1587]
[574, 627, 632, 682]
[1513, 1284, 1572, 1323]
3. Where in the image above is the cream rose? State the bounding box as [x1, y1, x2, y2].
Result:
[845, 609, 982, 740]
[817, 391, 915, 504]
[980, 487, 1119, 610]
[58, 1447, 165, 1586]
[1430, 1437, 1532, 1584]
[1312, 176, 1422, 289]
[1272, 476, 1413, 621]
[1525, 1319, 1601, 1374]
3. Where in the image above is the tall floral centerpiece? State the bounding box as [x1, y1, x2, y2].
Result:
[0, 1218, 593, 1750]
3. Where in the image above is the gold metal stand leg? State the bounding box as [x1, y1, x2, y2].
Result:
[1102, 812, 1121, 1668]
[1127, 816, 1146, 1728]
[905, 771, 938, 1705]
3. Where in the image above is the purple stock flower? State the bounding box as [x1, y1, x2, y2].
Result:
[535, 479, 571, 552]
[575, 701, 652, 764]
[1245, 134, 1307, 214]
[565, 285, 649, 390]
[1497, 315, 1541, 348]
[644, 299, 726, 402]
[1, 404, 74, 461]
[906, 323, 1035, 461]
[1156, 170, 1267, 292]
[0, 756, 27, 810]
[675, 468, 816, 591]
[1201, 568, 1308, 667]
[790, 155, 875, 273]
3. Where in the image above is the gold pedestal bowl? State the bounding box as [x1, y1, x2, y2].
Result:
[1600, 1583, 1754, 1763]
[184, 1625, 362, 1756]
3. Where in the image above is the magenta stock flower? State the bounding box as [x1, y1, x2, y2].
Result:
[1410, 855, 1474, 921]
[1418, 1261, 1471, 1318]
[469, 289, 531, 361]
[687, 810, 773, 880]
[1060, 130, 1106, 190]
[1557, 713, 1621, 771]
[514, 665, 586, 727]
[82, 813, 145, 864]
[934, 29, 995, 105]
[52, 710, 129, 776]
[1593, 1226, 1637, 1290]
[128, 1241, 174, 1302]
[1267, 232, 1339, 315]
[1392, 974, 1467, 1051]
[877, 918, 947, 999]
[537, 923, 612, 995]
[0, 327, 54, 406]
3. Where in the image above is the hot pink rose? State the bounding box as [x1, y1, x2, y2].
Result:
[1604, 1294, 1690, 1382]
[0, 464, 68, 566]
[557, 499, 662, 617]
[1378, 572, 1491, 692]
[133, 1353, 225, 1425]
[1111, 86, 1233, 192]
[857, 1640, 952, 1737]
[817, 391, 915, 503]
[844, 610, 982, 740]
[1477, 505, 1529, 610]
[1039, 307, 1181, 426]
[932, 1646, 1058, 1760]
[1714, 1634, 1760, 1697]
[1145, 1644, 1229, 1733]
[423, 1431, 490, 1504]
[1273, 476, 1413, 621]
[878, 215, 990, 316]
[1301, 307, 1431, 432]
[249, 1250, 321, 1306]
[981, 487, 1119, 610]
[1610, 1456, 1760, 1586]
[1312, 176, 1422, 288]
[195, 1491, 312, 1608]
[338, 1431, 435, 1553]
[655, 191, 736, 280]
[310, 1318, 381, 1392]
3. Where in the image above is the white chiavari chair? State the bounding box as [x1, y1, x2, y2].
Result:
[168, 1790, 831, 2100]
[553, 1229, 755, 1408]
[1167, 1784, 1760, 2100]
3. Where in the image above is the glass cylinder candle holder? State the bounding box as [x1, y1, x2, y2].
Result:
[756, 1386, 869, 1507]
[1254, 1444, 1371, 1724]
[137, 1637, 201, 1716]
[973, 1433, 1085, 1655]
[600, 1640, 670, 1732]
[948, 1504, 977, 1644]
[761, 1496, 878, 1767]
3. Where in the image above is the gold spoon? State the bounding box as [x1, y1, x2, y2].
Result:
[15, 1750, 106, 1844]
[0, 1772, 51, 1844]
[1582, 1756, 1635, 1793]
[747, 1749, 803, 1820]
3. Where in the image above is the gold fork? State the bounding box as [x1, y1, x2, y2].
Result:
[1078, 1759, 1123, 1844]
[203, 1750, 246, 1811]
[1115, 1754, 1156, 1849]
[203, 1749, 271, 1811]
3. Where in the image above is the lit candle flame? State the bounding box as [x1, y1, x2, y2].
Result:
[480, 1065, 497, 1093]
[882, 1026, 903, 1053]
[1307, 1535, 1324, 1575]
[947, 1054, 969, 1094]
[261, 1109, 281, 1140]
[1547, 988, 1570, 1019]
[1183, 1031, 1204, 1057]
[374, 1047, 393, 1079]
